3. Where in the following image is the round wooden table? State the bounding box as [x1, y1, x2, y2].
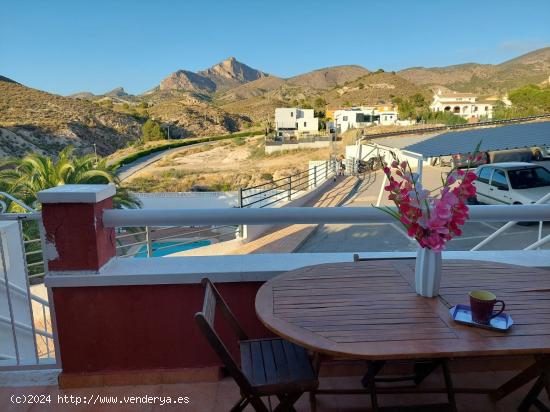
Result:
[255, 259, 550, 409]
[255, 259, 550, 360]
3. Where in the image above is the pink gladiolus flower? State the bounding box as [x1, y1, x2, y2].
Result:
[380, 155, 478, 251]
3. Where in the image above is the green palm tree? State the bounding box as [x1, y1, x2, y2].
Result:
[0, 147, 140, 211]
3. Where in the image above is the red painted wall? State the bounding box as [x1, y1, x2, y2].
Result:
[42, 198, 115, 272]
[52, 281, 272, 373]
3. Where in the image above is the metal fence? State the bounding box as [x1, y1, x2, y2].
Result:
[115, 224, 240, 258]
[238, 160, 335, 209]
[0, 193, 56, 369]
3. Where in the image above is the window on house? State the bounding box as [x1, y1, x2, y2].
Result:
[485, 106, 489, 111]
[304, 122, 307, 127]
[343, 116, 348, 121]
[290, 112, 293, 117]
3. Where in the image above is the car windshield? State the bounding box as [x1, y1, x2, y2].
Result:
[507, 167, 550, 189]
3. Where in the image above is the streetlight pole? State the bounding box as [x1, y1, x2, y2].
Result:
[93, 143, 98, 166]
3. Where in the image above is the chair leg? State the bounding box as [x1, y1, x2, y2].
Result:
[248, 395, 270, 412]
[309, 391, 317, 412]
[230, 396, 250, 412]
[273, 393, 303, 412]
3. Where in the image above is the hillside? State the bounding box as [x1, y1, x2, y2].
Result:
[321, 71, 431, 107]
[215, 76, 286, 103]
[146, 93, 252, 137]
[287, 65, 370, 89]
[0, 78, 141, 158]
[399, 47, 550, 94]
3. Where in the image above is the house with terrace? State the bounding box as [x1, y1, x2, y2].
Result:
[430, 89, 494, 120]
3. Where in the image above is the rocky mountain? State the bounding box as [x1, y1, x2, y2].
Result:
[69, 87, 137, 103]
[104, 87, 133, 99]
[159, 57, 269, 93]
[3, 47, 549, 159]
[0, 78, 141, 158]
[217, 65, 372, 119]
[399, 47, 550, 94]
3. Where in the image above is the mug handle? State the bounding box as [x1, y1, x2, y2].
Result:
[491, 300, 506, 319]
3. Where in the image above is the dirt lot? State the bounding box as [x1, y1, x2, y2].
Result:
[123, 136, 335, 192]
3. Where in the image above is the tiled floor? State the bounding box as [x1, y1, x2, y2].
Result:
[0, 367, 547, 411]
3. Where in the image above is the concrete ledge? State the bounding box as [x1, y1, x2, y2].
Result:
[45, 250, 550, 288]
[38, 184, 116, 203]
[58, 367, 221, 389]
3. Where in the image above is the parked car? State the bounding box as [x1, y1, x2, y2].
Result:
[471, 163, 550, 205]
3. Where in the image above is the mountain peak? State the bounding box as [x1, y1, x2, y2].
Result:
[159, 58, 269, 93]
[105, 86, 130, 98]
[0, 75, 17, 84]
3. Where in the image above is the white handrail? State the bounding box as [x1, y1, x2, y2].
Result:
[103, 204, 550, 228]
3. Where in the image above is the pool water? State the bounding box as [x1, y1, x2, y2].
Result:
[134, 240, 211, 258]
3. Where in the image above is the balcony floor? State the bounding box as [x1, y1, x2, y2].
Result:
[1, 365, 547, 411]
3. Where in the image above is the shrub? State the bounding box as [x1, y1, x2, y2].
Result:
[141, 119, 167, 142]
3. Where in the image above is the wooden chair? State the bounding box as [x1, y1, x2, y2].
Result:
[194, 278, 319, 412]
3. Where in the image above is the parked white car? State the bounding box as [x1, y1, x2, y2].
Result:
[472, 163, 550, 205]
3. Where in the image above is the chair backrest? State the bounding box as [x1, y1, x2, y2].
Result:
[194, 278, 251, 390]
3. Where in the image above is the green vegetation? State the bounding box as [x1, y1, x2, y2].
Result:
[0, 147, 140, 210]
[493, 85, 550, 119]
[141, 118, 167, 142]
[420, 111, 468, 126]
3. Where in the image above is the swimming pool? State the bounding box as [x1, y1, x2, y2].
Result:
[134, 240, 211, 258]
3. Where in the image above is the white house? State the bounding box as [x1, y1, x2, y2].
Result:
[333, 106, 399, 133]
[274, 108, 319, 137]
[430, 89, 493, 119]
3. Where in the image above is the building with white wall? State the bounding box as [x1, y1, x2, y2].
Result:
[333, 105, 400, 133]
[274, 108, 319, 137]
[430, 89, 493, 119]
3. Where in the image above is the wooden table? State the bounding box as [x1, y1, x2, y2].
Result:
[255, 260, 550, 410]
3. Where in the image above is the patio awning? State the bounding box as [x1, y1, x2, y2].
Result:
[391, 121, 550, 158]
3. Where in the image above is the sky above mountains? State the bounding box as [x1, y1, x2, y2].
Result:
[1, 0, 549, 95]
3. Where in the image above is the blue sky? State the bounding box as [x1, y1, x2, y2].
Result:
[1, 0, 549, 95]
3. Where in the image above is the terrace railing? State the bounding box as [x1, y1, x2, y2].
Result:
[238, 160, 335, 209]
[0, 193, 56, 369]
[115, 224, 240, 258]
[471, 191, 550, 251]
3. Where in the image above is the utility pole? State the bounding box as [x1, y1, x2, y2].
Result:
[93, 143, 98, 166]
